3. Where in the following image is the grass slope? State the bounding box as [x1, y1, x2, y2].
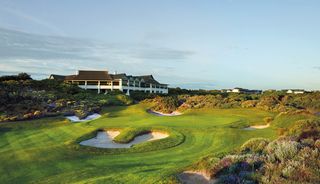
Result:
[0, 104, 282, 183]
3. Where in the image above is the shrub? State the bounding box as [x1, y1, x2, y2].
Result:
[192, 155, 220, 171]
[287, 119, 320, 140]
[315, 140, 320, 149]
[263, 117, 273, 124]
[301, 138, 315, 147]
[241, 100, 258, 108]
[265, 140, 300, 162]
[240, 138, 270, 153]
[130, 91, 158, 101]
[0, 73, 32, 82]
[151, 96, 180, 113]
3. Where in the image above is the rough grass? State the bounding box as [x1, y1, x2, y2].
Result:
[0, 103, 289, 183]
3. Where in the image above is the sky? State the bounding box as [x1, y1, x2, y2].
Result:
[0, 0, 320, 90]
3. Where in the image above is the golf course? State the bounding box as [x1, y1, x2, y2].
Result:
[0, 103, 280, 183]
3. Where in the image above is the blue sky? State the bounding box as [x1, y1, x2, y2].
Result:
[0, 0, 320, 90]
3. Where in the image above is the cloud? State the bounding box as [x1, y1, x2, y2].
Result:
[313, 66, 320, 70]
[0, 28, 195, 81]
[0, 6, 66, 36]
[132, 47, 194, 60]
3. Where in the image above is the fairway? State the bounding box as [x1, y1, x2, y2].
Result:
[0, 104, 278, 183]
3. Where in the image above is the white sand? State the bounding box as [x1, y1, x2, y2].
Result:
[243, 123, 270, 130]
[66, 113, 101, 122]
[106, 130, 121, 139]
[80, 130, 169, 148]
[148, 109, 182, 116]
[178, 171, 216, 184]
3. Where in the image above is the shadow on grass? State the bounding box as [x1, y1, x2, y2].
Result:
[0, 116, 67, 130]
[100, 106, 129, 118]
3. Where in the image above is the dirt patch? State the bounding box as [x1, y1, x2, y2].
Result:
[178, 171, 216, 184]
[243, 123, 270, 130]
[147, 109, 182, 116]
[79, 130, 169, 148]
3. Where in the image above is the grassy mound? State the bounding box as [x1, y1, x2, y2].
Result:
[69, 127, 185, 154]
[113, 127, 151, 143]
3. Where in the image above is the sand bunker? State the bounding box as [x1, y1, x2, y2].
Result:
[80, 130, 169, 148]
[243, 123, 270, 130]
[148, 109, 182, 116]
[66, 113, 101, 122]
[178, 171, 216, 184]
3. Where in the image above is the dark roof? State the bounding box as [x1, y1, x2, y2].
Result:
[110, 73, 127, 80]
[64, 75, 77, 80]
[135, 75, 161, 85]
[49, 74, 66, 80]
[59, 70, 167, 85]
[66, 70, 112, 80]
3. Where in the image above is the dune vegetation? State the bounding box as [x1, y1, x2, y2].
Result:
[0, 75, 319, 183]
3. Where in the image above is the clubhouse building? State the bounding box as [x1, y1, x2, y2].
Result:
[49, 70, 168, 95]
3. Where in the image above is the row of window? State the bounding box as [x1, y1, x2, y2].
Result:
[69, 80, 167, 89]
[70, 81, 119, 86]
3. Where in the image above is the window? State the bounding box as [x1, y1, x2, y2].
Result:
[87, 81, 98, 85]
[100, 81, 111, 86]
[113, 81, 120, 86]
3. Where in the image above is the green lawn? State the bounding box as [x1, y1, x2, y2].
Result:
[0, 104, 281, 183]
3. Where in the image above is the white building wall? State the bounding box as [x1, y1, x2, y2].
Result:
[75, 79, 168, 95]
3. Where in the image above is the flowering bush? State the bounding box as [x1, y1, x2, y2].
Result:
[266, 140, 300, 162]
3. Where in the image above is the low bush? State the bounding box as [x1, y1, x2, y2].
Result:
[287, 119, 320, 140]
[130, 91, 159, 101]
[265, 140, 300, 162]
[0, 75, 133, 122]
[190, 115, 320, 184]
[240, 138, 270, 153]
[151, 96, 181, 113]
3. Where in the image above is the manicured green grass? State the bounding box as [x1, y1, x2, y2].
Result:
[0, 104, 285, 183]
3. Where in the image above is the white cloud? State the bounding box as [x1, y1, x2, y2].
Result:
[0, 28, 195, 83]
[0, 6, 66, 36]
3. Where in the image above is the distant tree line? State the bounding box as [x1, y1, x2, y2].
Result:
[0, 73, 132, 122]
[0, 73, 32, 82]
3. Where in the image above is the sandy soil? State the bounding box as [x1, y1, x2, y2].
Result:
[178, 171, 216, 184]
[66, 113, 101, 122]
[148, 109, 182, 116]
[80, 130, 169, 148]
[243, 123, 270, 130]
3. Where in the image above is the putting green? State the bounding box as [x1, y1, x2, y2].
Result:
[0, 104, 279, 183]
